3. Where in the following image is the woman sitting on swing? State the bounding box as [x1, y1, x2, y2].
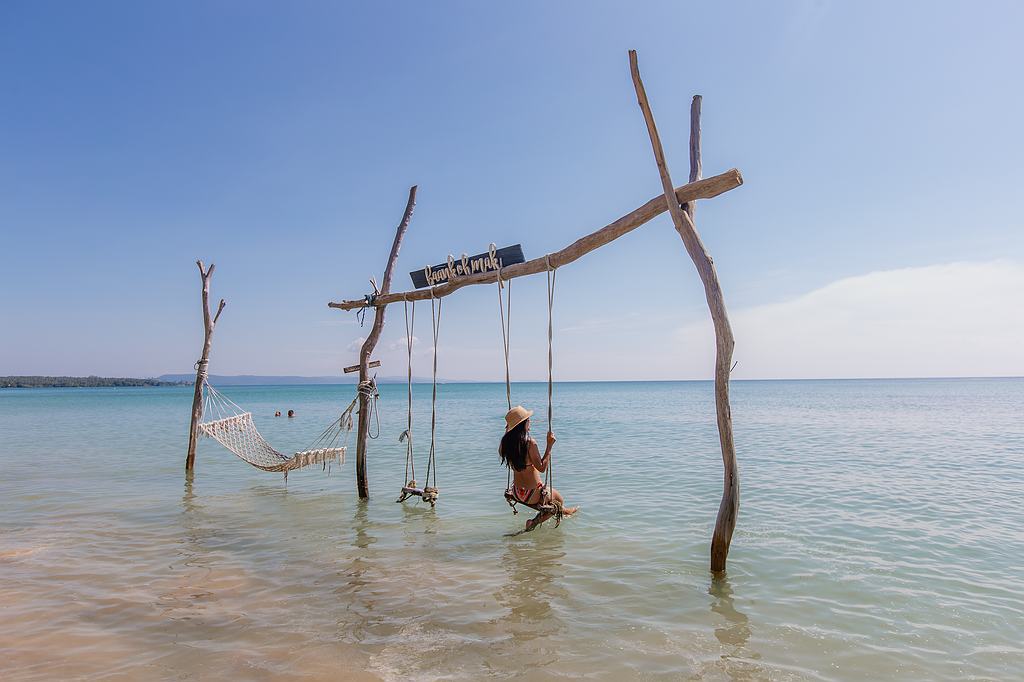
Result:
[500, 405, 578, 531]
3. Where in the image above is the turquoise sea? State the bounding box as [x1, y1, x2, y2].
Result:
[1, 379, 1022, 680]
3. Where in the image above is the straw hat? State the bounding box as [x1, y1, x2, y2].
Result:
[504, 405, 533, 432]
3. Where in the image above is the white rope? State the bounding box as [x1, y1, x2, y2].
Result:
[358, 377, 381, 439]
[426, 289, 441, 491]
[545, 255, 556, 491]
[400, 299, 417, 486]
[496, 268, 512, 410]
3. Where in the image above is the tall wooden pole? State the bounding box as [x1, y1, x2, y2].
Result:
[629, 51, 739, 574]
[186, 260, 226, 472]
[355, 186, 417, 498]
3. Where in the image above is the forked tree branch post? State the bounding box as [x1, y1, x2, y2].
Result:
[186, 261, 226, 472]
[629, 50, 739, 574]
[355, 185, 418, 498]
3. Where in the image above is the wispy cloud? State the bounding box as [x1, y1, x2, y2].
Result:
[673, 261, 1024, 379]
[346, 336, 367, 353]
[388, 335, 419, 352]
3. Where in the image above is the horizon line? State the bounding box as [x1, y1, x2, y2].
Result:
[4, 373, 1022, 386]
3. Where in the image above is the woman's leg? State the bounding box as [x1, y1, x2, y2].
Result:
[526, 487, 553, 529]
[525, 487, 577, 530]
[549, 487, 578, 515]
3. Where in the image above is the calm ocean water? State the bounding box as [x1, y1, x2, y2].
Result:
[1, 379, 1022, 680]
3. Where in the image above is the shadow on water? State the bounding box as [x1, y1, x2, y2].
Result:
[709, 574, 762, 681]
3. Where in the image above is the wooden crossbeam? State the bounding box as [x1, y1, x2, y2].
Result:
[343, 360, 380, 374]
[328, 169, 742, 311]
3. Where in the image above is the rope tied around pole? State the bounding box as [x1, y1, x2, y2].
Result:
[193, 359, 211, 408]
[358, 377, 381, 439]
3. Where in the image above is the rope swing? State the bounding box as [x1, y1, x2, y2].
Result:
[498, 267, 515, 496]
[396, 289, 441, 507]
[502, 255, 563, 526]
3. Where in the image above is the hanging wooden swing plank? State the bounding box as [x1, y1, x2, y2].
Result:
[503, 489, 556, 514]
[397, 484, 439, 506]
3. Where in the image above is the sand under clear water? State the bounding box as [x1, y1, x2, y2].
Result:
[2, 379, 1022, 680]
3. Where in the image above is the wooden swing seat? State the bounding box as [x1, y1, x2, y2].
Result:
[503, 488, 556, 514]
[397, 481, 439, 506]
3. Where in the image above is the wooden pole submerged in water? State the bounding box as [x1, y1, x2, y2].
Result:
[355, 185, 418, 499]
[628, 51, 738, 574]
[186, 261, 226, 472]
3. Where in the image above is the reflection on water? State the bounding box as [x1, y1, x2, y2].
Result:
[708, 575, 763, 681]
[710, 576, 750, 648]
[336, 500, 378, 641]
[400, 497, 439, 542]
[353, 499, 376, 551]
[495, 534, 568, 640]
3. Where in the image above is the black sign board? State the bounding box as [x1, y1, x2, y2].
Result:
[410, 244, 525, 289]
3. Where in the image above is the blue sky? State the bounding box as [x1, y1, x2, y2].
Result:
[2, 1, 1022, 380]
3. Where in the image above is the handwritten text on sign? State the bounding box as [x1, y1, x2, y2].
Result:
[410, 244, 525, 289]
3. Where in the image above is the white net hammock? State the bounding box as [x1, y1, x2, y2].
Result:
[198, 381, 355, 475]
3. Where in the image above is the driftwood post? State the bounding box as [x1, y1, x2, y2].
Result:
[629, 50, 738, 574]
[186, 261, 226, 471]
[355, 186, 418, 498]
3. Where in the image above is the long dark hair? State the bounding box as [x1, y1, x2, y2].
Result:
[499, 420, 530, 471]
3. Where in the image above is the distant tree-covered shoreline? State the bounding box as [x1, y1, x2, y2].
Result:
[0, 376, 189, 388]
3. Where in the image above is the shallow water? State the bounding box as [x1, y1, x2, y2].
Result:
[1, 379, 1022, 680]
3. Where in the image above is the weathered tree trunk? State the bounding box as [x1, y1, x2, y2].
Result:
[186, 261, 226, 472]
[355, 186, 417, 498]
[629, 51, 739, 574]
